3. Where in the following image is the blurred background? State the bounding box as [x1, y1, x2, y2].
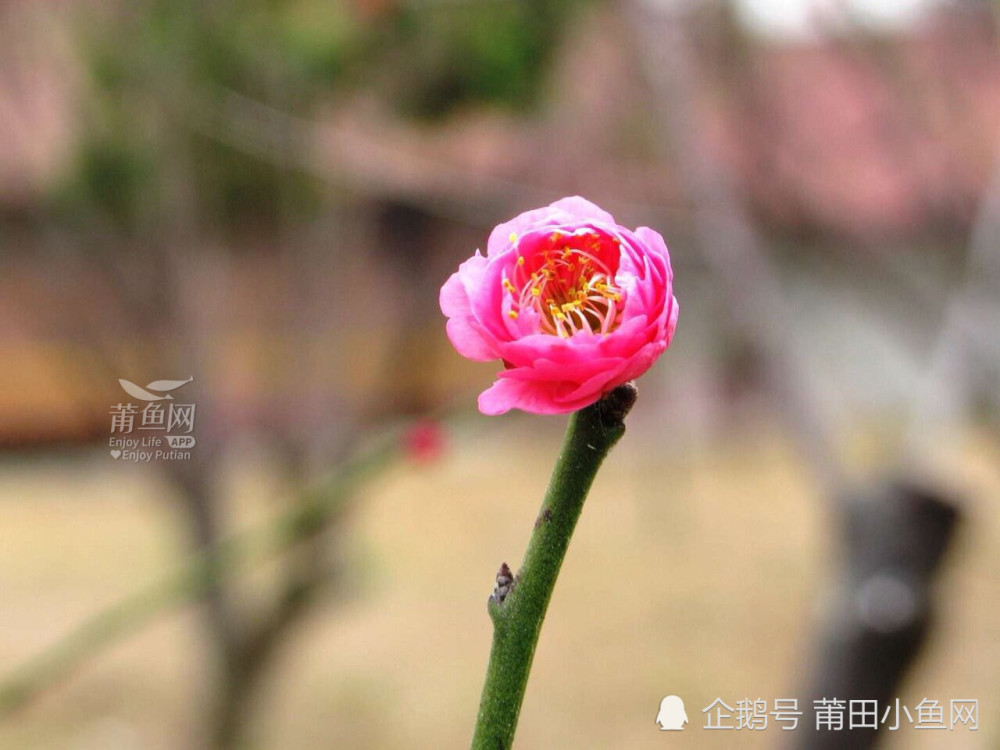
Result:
[1, 0, 999, 748]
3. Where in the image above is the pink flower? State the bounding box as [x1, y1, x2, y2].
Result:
[440, 196, 678, 415]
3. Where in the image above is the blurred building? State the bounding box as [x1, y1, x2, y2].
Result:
[1, 0, 998, 446]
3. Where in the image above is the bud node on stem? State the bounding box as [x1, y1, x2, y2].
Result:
[491, 562, 515, 606]
[534, 509, 553, 529]
[598, 381, 638, 427]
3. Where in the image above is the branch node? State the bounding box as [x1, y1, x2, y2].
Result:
[534, 509, 553, 529]
[598, 381, 638, 427]
[490, 562, 515, 606]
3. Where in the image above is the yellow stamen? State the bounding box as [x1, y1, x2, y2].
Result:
[509, 232, 623, 338]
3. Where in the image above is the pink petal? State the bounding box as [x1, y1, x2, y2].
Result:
[478, 377, 595, 415]
[635, 226, 670, 262]
[559, 359, 632, 403]
[487, 207, 563, 257]
[485, 197, 617, 257]
[547, 196, 616, 225]
[498, 356, 626, 385]
[439, 252, 487, 318]
[445, 318, 496, 362]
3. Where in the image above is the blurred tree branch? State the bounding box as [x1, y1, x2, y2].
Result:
[0, 423, 403, 719]
[624, 0, 848, 499]
[904, 149, 1000, 458]
[624, 7, 970, 750]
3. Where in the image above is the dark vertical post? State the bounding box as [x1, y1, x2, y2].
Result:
[792, 479, 961, 750]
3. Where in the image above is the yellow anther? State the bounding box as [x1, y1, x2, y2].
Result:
[509, 232, 518, 244]
[515, 233, 623, 337]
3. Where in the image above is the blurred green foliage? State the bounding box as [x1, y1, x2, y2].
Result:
[385, 0, 578, 119]
[54, 0, 584, 235]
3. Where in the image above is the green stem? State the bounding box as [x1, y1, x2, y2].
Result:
[470, 383, 637, 750]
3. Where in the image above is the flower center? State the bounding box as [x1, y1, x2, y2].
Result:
[503, 229, 623, 337]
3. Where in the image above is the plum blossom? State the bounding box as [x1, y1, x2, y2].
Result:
[440, 197, 678, 415]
